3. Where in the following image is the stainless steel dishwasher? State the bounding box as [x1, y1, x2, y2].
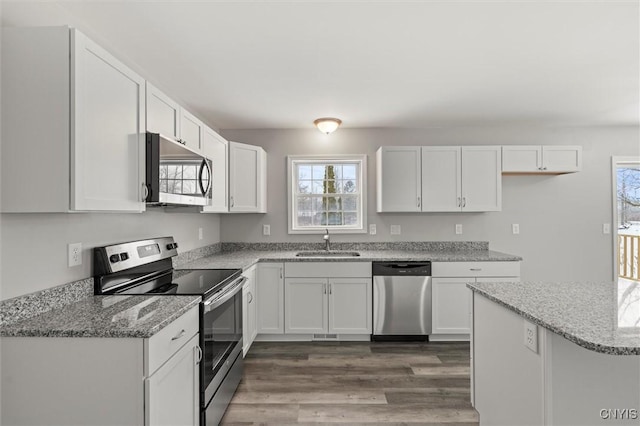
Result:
[372, 261, 432, 340]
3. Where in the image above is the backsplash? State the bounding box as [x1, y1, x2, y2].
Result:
[220, 241, 490, 252]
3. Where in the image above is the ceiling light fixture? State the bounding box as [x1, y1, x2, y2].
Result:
[314, 117, 342, 134]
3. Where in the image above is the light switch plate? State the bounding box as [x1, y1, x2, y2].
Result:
[390, 225, 401, 235]
[603, 223, 611, 234]
[512, 224, 520, 234]
[455, 224, 463, 235]
[263, 224, 271, 236]
[198, 227, 203, 240]
[369, 224, 377, 235]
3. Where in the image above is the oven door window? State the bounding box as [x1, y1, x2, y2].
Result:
[202, 290, 242, 391]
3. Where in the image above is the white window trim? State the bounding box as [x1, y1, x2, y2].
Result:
[287, 154, 367, 234]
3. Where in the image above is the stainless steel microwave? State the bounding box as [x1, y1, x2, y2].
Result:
[145, 132, 212, 206]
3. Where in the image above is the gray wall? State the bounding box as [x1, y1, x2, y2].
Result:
[0, 211, 220, 300]
[221, 125, 640, 282]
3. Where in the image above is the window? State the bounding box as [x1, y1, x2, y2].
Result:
[159, 161, 207, 195]
[288, 155, 367, 234]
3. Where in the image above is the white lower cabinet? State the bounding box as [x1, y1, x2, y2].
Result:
[145, 334, 200, 426]
[283, 262, 372, 336]
[0, 306, 200, 426]
[256, 263, 285, 334]
[431, 262, 521, 340]
[242, 265, 258, 356]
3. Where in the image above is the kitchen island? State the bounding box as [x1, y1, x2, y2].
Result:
[468, 280, 640, 426]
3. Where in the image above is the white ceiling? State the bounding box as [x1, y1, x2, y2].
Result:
[2, 1, 639, 130]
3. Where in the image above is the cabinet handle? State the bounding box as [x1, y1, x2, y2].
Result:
[462, 197, 466, 208]
[171, 329, 186, 341]
[142, 183, 149, 201]
[280, 268, 283, 279]
[542, 167, 547, 170]
[457, 197, 461, 207]
[329, 283, 332, 294]
[230, 196, 234, 207]
[417, 196, 421, 208]
[196, 345, 203, 363]
[323, 283, 327, 294]
[248, 291, 253, 304]
[470, 268, 482, 271]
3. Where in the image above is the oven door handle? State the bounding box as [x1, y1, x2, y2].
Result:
[203, 276, 246, 313]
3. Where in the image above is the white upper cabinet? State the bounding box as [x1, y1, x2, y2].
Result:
[146, 82, 180, 140]
[201, 126, 229, 213]
[421, 146, 462, 212]
[180, 109, 204, 153]
[377, 145, 501, 212]
[502, 145, 582, 174]
[2, 26, 145, 212]
[229, 142, 267, 213]
[460, 146, 502, 212]
[376, 147, 422, 212]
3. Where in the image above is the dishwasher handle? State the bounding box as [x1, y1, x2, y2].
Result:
[372, 262, 432, 276]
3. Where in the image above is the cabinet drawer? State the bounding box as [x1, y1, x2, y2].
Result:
[145, 305, 199, 376]
[432, 261, 520, 278]
[285, 262, 372, 278]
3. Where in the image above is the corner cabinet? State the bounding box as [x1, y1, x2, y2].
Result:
[502, 145, 582, 174]
[256, 263, 285, 334]
[2, 26, 146, 213]
[283, 262, 372, 336]
[430, 261, 520, 341]
[229, 142, 267, 213]
[376, 146, 501, 213]
[1, 306, 200, 426]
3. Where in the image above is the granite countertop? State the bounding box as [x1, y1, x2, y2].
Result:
[0, 295, 200, 338]
[177, 249, 522, 271]
[468, 280, 640, 355]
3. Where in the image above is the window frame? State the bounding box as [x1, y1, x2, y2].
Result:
[287, 154, 367, 234]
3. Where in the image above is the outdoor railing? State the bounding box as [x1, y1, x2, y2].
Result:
[619, 234, 640, 281]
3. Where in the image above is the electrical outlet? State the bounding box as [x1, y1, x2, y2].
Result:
[369, 224, 377, 235]
[390, 225, 401, 235]
[455, 224, 463, 235]
[198, 227, 203, 240]
[512, 224, 520, 235]
[603, 223, 611, 234]
[68, 243, 82, 267]
[263, 224, 271, 236]
[524, 320, 538, 353]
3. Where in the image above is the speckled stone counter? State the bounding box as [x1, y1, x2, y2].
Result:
[0, 295, 200, 338]
[177, 249, 521, 271]
[468, 281, 640, 355]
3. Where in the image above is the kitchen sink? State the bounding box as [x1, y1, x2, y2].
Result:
[295, 250, 361, 257]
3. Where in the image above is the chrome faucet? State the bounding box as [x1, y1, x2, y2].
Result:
[323, 228, 331, 251]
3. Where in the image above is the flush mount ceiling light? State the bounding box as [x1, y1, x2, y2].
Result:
[314, 117, 342, 134]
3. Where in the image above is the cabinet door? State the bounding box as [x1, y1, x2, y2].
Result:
[201, 126, 229, 212]
[242, 266, 257, 356]
[229, 142, 267, 212]
[257, 263, 285, 334]
[145, 334, 199, 426]
[432, 278, 471, 334]
[421, 146, 462, 211]
[328, 278, 372, 334]
[70, 29, 145, 212]
[461, 146, 502, 212]
[146, 82, 180, 140]
[501, 146, 541, 172]
[376, 146, 421, 212]
[180, 109, 203, 153]
[542, 146, 582, 172]
[284, 278, 327, 333]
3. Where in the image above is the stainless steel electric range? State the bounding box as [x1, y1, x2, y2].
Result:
[94, 236, 244, 426]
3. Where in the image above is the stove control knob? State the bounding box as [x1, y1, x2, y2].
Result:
[109, 254, 120, 263]
[120, 252, 129, 261]
[173, 242, 179, 249]
[166, 243, 174, 250]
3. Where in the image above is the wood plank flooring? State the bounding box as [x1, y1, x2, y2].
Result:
[221, 341, 478, 425]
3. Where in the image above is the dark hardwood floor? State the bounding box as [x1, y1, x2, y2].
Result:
[221, 341, 478, 425]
